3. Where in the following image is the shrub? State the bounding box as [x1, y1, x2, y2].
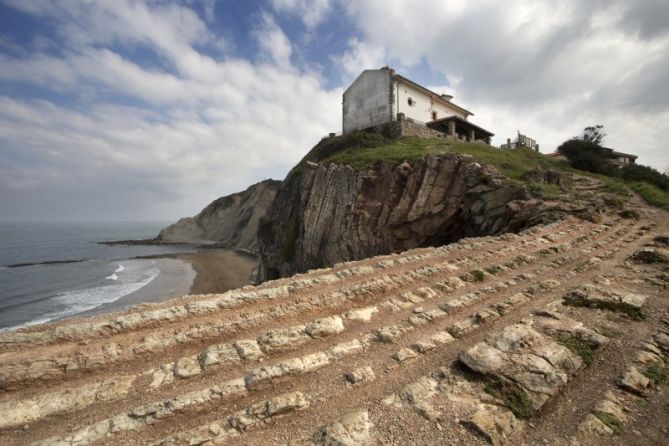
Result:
[557, 139, 620, 176]
[622, 164, 669, 192]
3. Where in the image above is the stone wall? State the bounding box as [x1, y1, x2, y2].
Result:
[371, 114, 455, 140]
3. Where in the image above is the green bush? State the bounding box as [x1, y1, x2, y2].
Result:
[556, 139, 619, 176]
[622, 164, 669, 192]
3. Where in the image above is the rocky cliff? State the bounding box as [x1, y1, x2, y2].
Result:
[258, 154, 548, 281]
[157, 179, 280, 251]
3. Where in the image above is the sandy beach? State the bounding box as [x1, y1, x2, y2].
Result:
[173, 249, 258, 294]
[72, 249, 257, 319]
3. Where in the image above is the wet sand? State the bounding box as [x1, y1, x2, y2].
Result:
[76, 249, 257, 318]
[175, 249, 258, 294]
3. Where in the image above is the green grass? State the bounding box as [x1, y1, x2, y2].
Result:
[299, 133, 669, 212]
[484, 379, 534, 419]
[630, 182, 669, 211]
[630, 250, 669, 264]
[319, 137, 565, 178]
[593, 411, 623, 435]
[470, 269, 485, 282]
[562, 296, 646, 321]
[642, 364, 667, 384]
[557, 335, 596, 365]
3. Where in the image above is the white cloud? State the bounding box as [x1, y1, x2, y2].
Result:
[336, 38, 388, 78]
[337, 0, 669, 168]
[0, 1, 342, 221]
[254, 12, 294, 71]
[270, 0, 332, 29]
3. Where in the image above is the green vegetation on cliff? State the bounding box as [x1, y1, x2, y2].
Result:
[301, 132, 669, 210]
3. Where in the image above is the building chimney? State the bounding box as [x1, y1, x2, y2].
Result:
[440, 94, 453, 102]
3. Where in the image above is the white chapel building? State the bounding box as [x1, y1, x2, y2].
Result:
[342, 66, 493, 144]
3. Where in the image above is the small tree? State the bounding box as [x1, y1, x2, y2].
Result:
[582, 125, 606, 146]
[557, 125, 618, 176]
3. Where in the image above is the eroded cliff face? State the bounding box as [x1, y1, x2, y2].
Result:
[157, 179, 280, 251]
[258, 154, 545, 280]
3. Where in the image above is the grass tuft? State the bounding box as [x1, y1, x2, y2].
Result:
[484, 265, 504, 275]
[484, 379, 534, 419]
[593, 411, 623, 435]
[557, 336, 595, 365]
[642, 364, 667, 385]
[471, 269, 485, 282]
[618, 209, 640, 219]
[630, 249, 669, 264]
[562, 296, 646, 321]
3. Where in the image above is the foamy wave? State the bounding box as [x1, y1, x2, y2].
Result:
[105, 264, 125, 280]
[16, 264, 160, 328]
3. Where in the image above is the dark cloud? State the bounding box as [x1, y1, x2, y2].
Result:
[620, 0, 669, 40]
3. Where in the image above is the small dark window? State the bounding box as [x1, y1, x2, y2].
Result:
[407, 97, 414, 106]
[432, 111, 437, 120]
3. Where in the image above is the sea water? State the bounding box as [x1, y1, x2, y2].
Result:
[0, 222, 197, 330]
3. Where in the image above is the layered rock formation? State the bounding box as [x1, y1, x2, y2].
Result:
[1, 213, 667, 445]
[258, 154, 546, 280]
[157, 179, 280, 251]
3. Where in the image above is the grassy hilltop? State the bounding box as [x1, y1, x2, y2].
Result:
[299, 132, 669, 211]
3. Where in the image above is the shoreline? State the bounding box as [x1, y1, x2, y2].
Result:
[159, 249, 258, 295]
[36, 249, 257, 326]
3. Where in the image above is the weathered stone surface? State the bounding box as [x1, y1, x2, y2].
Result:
[346, 366, 376, 384]
[533, 313, 608, 347]
[156, 179, 281, 250]
[565, 284, 647, 310]
[234, 339, 265, 360]
[245, 353, 330, 389]
[229, 392, 308, 431]
[149, 363, 175, 388]
[258, 153, 540, 280]
[328, 339, 365, 359]
[375, 326, 403, 343]
[619, 366, 651, 394]
[397, 376, 440, 420]
[344, 306, 378, 322]
[411, 340, 436, 353]
[304, 316, 345, 338]
[257, 326, 311, 353]
[393, 348, 418, 363]
[289, 410, 373, 446]
[0, 375, 135, 429]
[579, 413, 614, 435]
[174, 356, 202, 379]
[199, 343, 239, 368]
[460, 324, 583, 411]
[463, 405, 520, 446]
[430, 331, 455, 345]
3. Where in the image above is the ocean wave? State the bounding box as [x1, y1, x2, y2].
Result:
[8, 263, 160, 330]
[105, 263, 125, 280]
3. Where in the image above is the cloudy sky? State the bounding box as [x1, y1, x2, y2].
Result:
[1, 0, 667, 221]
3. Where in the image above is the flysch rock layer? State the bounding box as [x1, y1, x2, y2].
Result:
[0, 211, 667, 446]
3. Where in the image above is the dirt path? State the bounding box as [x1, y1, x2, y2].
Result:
[0, 204, 667, 445]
